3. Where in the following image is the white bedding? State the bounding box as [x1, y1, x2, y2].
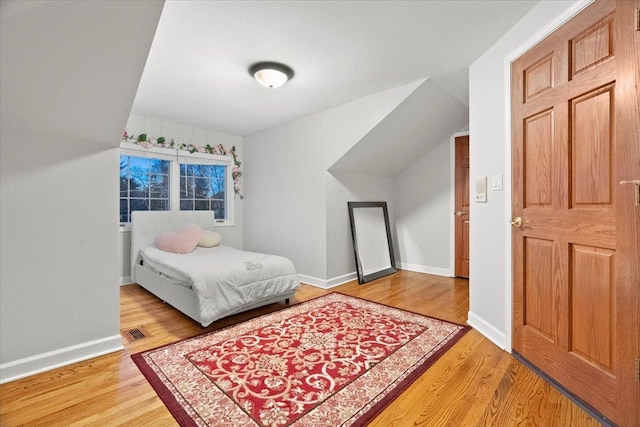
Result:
[140, 244, 300, 326]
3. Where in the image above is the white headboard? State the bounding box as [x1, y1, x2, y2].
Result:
[130, 211, 216, 282]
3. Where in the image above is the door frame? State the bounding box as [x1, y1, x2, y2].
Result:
[502, 0, 594, 352]
[450, 131, 469, 277]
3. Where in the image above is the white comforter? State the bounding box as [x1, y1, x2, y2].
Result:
[141, 245, 300, 326]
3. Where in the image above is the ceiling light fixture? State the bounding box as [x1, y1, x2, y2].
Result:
[249, 62, 294, 88]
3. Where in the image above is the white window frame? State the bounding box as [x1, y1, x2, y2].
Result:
[120, 142, 234, 229]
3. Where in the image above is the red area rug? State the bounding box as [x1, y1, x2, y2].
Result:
[132, 293, 469, 426]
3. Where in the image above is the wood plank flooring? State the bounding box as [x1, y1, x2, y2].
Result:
[0, 270, 601, 426]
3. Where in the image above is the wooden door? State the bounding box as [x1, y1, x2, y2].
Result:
[454, 135, 470, 278]
[511, 1, 639, 425]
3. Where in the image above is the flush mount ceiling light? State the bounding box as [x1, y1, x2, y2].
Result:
[249, 62, 294, 88]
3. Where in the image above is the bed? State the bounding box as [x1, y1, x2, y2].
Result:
[131, 210, 300, 327]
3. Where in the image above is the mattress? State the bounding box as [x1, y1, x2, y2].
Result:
[141, 250, 192, 288]
[140, 244, 301, 325]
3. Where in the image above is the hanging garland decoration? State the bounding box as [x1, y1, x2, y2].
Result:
[122, 131, 243, 198]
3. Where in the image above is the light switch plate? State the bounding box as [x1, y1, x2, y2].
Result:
[492, 174, 503, 191]
[476, 176, 487, 202]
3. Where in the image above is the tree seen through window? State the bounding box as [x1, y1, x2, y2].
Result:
[119, 155, 170, 223]
[180, 164, 226, 220]
[119, 155, 228, 224]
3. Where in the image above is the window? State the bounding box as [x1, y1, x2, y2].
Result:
[120, 155, 170, 223]
[119, 146, 234, 226]
[180, 164, 227, 220]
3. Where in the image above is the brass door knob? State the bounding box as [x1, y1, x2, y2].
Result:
[455, 211, 467, 217]
[510, 217, 523, 228]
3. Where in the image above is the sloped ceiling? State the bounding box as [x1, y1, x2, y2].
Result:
[0, 0, 163, 145]
[329, 79, 468, 177]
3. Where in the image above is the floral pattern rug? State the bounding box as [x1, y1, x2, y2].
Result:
[132, 293, 469, 427]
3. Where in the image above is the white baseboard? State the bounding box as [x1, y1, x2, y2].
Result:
[326, 272, 357, 288]
[467, 311, 507, 350]
[298, 272, 357, 290]
[301, 266, 454, 289]
[0, 335, 124, 384]
[120, 276, 133, 286]
[398, 262, 453, 277]
[298, 274, 325, 288]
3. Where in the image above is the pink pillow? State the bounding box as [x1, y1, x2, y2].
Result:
[155, 223, 202, 254]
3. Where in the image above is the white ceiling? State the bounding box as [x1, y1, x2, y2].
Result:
[132, 0, 539, 137]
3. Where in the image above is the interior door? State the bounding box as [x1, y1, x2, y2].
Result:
[511, 1, 639, 425]
[454, 135, 470, 278]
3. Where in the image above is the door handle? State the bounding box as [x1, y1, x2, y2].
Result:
[455, 211, 467, 217]
[620, 179, 640, 206]
[510, 217, 523, 228]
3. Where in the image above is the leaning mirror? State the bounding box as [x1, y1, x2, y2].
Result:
[348, 201, 396, 284]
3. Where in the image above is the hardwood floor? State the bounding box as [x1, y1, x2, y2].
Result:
[0, 270, 600, 426]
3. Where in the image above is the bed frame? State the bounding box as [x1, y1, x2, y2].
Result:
[131, 211, 295, 326]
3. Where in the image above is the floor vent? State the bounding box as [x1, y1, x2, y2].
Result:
[122, 326, 150, 343]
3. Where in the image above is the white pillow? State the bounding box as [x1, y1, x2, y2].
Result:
[198, 230, 222, 248]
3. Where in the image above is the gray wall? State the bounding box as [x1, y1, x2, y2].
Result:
[243, 82, 419, 286]
[0, 1, 164, 381]
[244, 78, 469, 288]
[394, 137, 458, 276]
[326, 172, 396, 281]
[468, 0, 586, 348]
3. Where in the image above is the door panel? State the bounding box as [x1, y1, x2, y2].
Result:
[570, 244, 614, 370]
[570, 15, 614, 78]
[523, 237, 554, 340]
[524, 54, 554, 101]
[524, 110, 553, 207]
[571, 85, 614, 206]
[512, 1, 638, 425]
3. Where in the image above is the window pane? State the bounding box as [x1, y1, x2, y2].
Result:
[212, 200, 225, 220]
[194, 200, 209, 210]
[180, 175, 187, 198]
[214, 188, 225, 200]
[179, 163, 227, 220]
[120, 159, 129, 194]
[150, 174, 168, 198]
[119, 155, 170, 223]
[211, 179, 224, 197]
[130, 189, 148, 198]
[192, 177, 210, 199]
[130, 198, 149, 210]
[150, 199, 169, 211]
[120, 199, 129, 223]
[151, 158, 169, 174]
[128, 156, 150, 173]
